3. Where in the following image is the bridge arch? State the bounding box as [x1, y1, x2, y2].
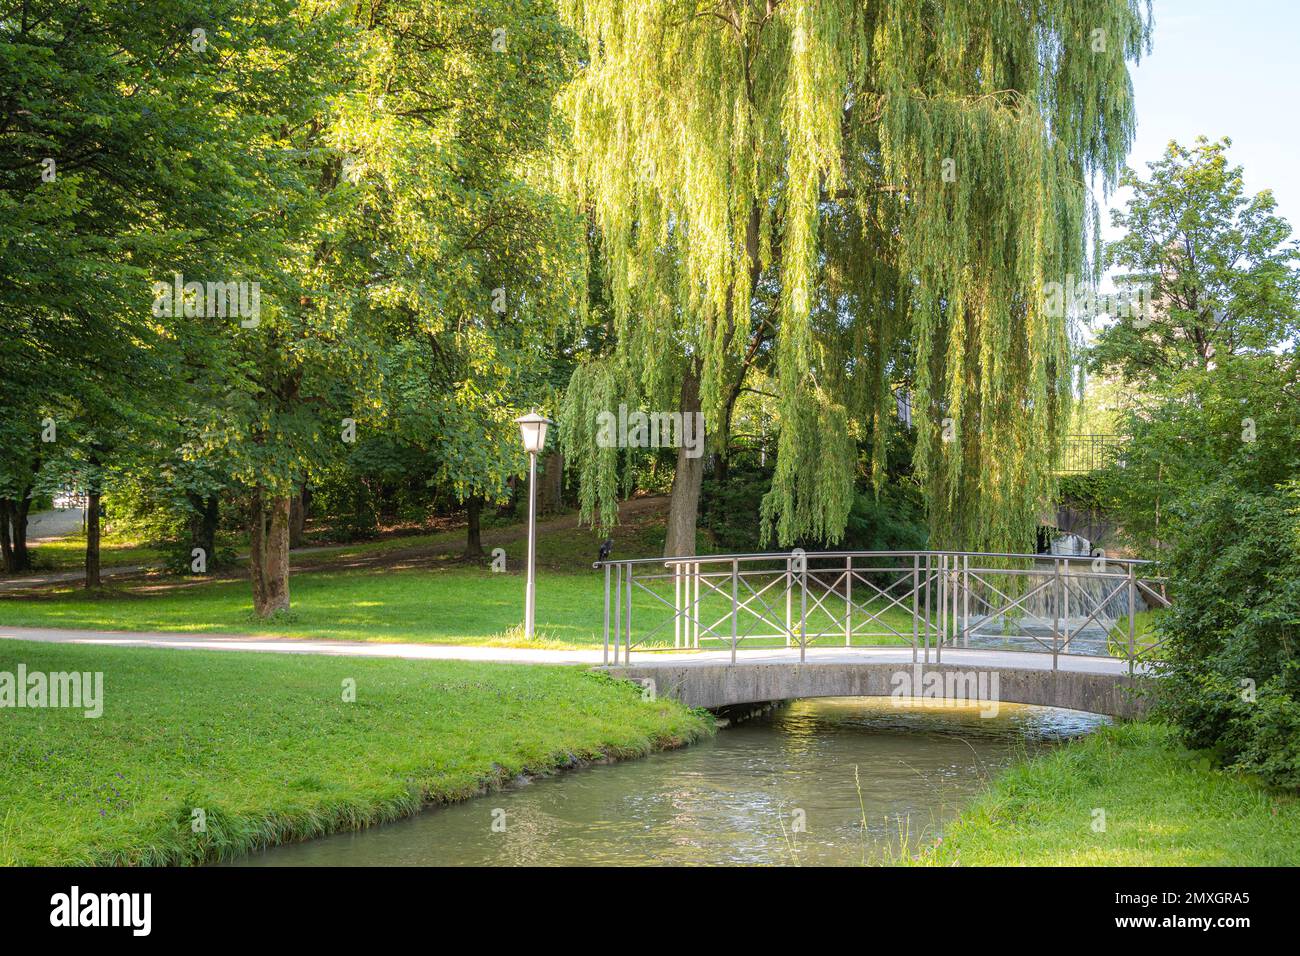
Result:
[604, 658, 1152, 719]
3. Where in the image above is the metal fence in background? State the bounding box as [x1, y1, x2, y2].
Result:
[1059, 434, 1122, 474]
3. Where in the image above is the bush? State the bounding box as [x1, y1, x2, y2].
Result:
[839, 482, 928, 552]
[699, 460, 927, 554]
[1154, 481, 1300, 789]
[699, 461, 772, 551]
[160, 540, 238, 576]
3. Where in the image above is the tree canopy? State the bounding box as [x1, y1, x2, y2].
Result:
[558, 0, 1152, 553]
[1091, 136, 1300, 385]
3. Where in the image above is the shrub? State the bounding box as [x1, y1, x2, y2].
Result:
[1154, 481, 1300, 788]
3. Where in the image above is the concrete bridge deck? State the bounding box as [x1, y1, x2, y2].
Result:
[603, 647, 1153, 718]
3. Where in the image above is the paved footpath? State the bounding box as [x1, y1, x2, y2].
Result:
[0, 625, 1136, 673]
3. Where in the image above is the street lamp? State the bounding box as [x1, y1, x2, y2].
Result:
[515, 411, 553, 640]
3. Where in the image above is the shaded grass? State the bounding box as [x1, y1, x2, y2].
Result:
[908, 722, 1300, 866]
[25, 529, 169, 572]
[0, 640, 712, 865]
[9, 499, 667, 578]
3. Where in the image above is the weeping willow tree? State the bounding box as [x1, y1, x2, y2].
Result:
[558, 0, 1151, 554]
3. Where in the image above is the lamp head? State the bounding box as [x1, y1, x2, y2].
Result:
[514, 411, 553, 455]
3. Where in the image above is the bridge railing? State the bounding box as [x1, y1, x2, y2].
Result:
[594, 550, 1171, 671]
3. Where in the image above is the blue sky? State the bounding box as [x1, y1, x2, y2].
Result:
[1097, 0, 1300, 240]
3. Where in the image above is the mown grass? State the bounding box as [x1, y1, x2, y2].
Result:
[13, 498, 667, 577]
[0, 640, 712, 866]
[0, 562, 918, 648]
[24, 528, 170, 572]
[908, 722, 1300, 866]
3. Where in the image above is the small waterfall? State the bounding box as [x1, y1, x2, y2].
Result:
[965, 530, 1149, 656]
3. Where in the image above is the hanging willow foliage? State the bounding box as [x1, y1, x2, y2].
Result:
[559, 0, 1151, 550]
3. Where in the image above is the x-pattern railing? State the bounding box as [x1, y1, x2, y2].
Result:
[596, 550, 1171, 671]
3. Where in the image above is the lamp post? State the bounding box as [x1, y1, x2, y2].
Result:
[515, 411, 553, 641]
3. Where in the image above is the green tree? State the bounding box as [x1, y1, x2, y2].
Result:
[1103, 352, 1300, 552]
[1091, 137, 1300, 384]
[0, 0, 296, 585]
[557, 0, 1151, 555]
[330, 0, 584, 562]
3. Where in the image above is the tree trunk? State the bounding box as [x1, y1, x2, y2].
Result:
[84, 447, 104, 588]
[186, 492, 220, 567]
[664, 368, 705, 558]
[250, 488, 291, 616]
[540, 452, 564, 514]
[85, 491, 101, 589]
[0, 500, 13, 574]
[13, 490, 31, 571]
[289, 486, 306, 549]
[464, 496, 485, 561]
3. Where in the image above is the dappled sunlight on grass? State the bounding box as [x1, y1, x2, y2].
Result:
[1, 559, 928, 649]
[0, 566, 605, 645]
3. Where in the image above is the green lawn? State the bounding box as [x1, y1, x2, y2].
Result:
[0, 563, 921, 648]
[26, 529, 169, 572]
[0, 640, 711, 865]
[910, 722, 1300, 866]
[14, 499, 666, 576]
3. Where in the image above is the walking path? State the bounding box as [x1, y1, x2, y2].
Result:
[26, 508, 85, 542]
[0, 624, 1136, 673]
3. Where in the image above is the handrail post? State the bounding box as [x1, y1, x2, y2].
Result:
[785, 556, 793, 647]
[674, 563, 681, 650]
[962, 554, 970, 647]
[612, 563, 622, 665]
[937, 553, 945, 664]
[1127, 562, 1137, 675]
[950, 554, 958, 652]
[694, 562, 701, 649]
[1063, 557, 1071, 654]
[799, 555, 808, 663]
[923, 552, 931, 664]
[625, 562, 633, 663]
[845, 554, 853, 647]
[730, 558, 739, 665]
[603, 563, 611, 665]
[912, 553, 919, 664]
[1052, 557, 1060, 672]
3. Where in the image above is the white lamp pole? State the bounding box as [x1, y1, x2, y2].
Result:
[515, 411, 553, 641]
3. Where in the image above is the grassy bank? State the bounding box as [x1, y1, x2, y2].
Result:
[0, 564, 917, 648]
[0, 640, 712, 865]
[911, 722, 1300, 866]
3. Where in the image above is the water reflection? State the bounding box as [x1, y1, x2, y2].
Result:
[233, 698, 1106, 867]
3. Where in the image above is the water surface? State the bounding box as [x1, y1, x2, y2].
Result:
[237, 697, 1105, 866]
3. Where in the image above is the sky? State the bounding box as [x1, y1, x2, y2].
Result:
[1095, 0, 1300, 243]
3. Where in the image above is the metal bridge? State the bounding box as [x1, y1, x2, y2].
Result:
[594, 549, 1171, 717]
